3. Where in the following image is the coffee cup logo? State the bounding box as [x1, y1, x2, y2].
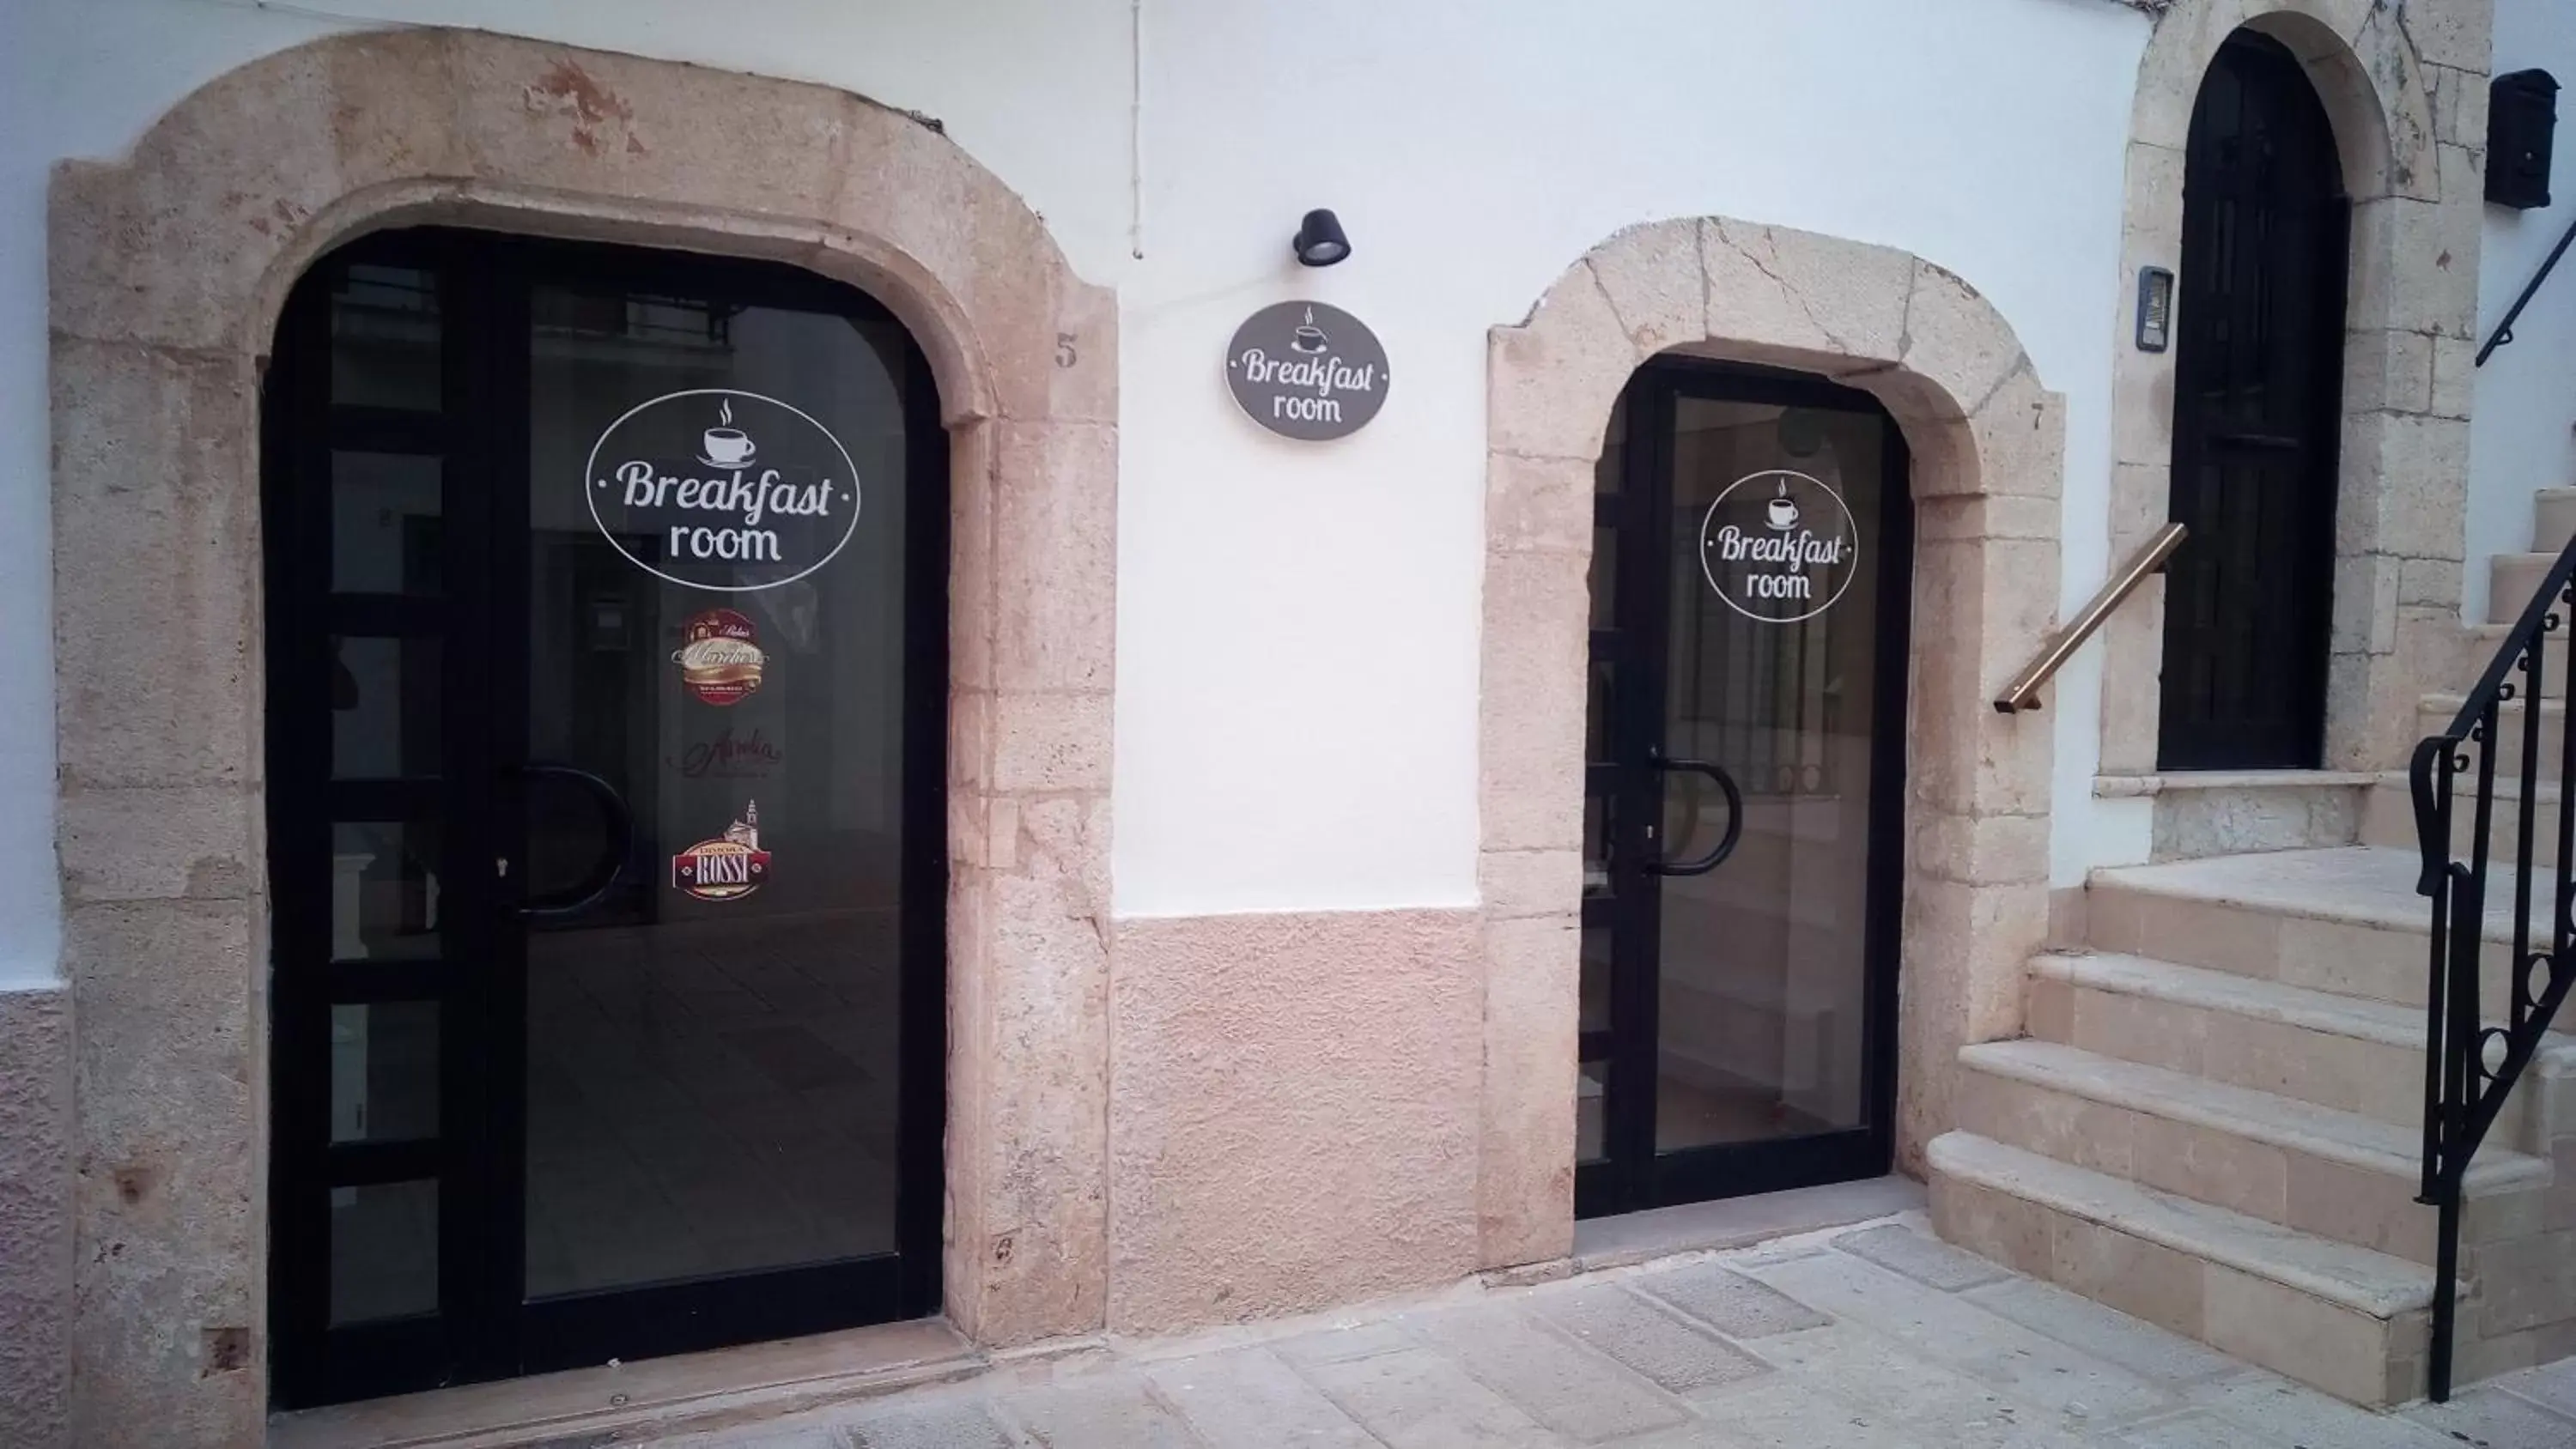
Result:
[700, 398, 756, 469]
[671, 801, 772, 902]
[1699, 470, 1859, 624]
[1290, 307, 1330, 355]
[586, 389, 862, 592]
[1765, 481, 1801, 531]
[672, 608, 766, 706]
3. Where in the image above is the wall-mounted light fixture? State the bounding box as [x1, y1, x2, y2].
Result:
[2136, 266, 2175, 353]
[1292, 209, 1351, 267]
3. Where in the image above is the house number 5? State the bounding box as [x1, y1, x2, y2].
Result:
[1056, 334, 1078, 368]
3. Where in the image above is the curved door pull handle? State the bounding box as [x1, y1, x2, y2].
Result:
[515, 763, 635, 921]
[1646, 749, 1744, 878]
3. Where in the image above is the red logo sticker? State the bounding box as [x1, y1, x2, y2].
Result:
[673, 609, 767, 706]
[671, 801, 771, 902]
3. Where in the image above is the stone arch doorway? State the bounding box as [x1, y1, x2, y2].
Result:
[2099, 1, 2489, 777]
[2159, 27, 2354, 769]
[1474, 218, 2063, 1267]
[52, 29, 1115, 1441]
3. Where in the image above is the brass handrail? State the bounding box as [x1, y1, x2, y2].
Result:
[1992, 521, 2187, 714]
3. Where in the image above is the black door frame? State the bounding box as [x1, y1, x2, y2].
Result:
[2157, 29, 2350, 771]
[264, 227, 949, 1408]
[1576, 359, 1912, 1220]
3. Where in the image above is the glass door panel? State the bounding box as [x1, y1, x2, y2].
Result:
[267, 247, 474, 1407]
[520, 285, 920, 1298]
[1576, 364, 1907, 1219]
[1654, 400, 1883, 1155]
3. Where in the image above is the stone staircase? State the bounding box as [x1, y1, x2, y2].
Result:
[1930, 487, 2576, 1406]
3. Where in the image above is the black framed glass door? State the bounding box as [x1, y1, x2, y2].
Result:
[1576, 361, 1911, 1220]
[264, 228, 946, 1408]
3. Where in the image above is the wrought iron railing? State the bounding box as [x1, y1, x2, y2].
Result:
[2409, 531, 2576, 1401]
[2477, 209, 2576, 367]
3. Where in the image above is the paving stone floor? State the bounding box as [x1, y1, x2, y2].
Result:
[643, 1214, 2576, 1449]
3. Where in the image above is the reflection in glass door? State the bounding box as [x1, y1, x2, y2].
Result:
[264, 229, 945, 1407]
[1576, 362, 1910, 1219]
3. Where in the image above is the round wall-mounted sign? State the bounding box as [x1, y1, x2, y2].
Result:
[1698, 470, 1861, 624]
[1224, 301, 1390, 441]
[585, 388, 860, 592]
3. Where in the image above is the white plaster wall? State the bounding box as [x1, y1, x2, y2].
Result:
[2468, 0, 2576, 622]
[0, 0, 2152, 957]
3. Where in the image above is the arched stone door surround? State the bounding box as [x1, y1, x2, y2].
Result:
[49, 29, 1115, 1444]
[2099, 0, 2492, 774]
[1474, 218, 2064, 1265]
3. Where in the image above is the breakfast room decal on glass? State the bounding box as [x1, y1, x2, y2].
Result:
[1698, 470, 1860, 624]
[586, 390, 860, 591]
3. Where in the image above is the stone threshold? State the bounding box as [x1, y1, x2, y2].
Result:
[266, 1318, 1007, 1449]
[1491, 1174, 1927, 1288]
[270, 1178, 1928, 1446]
[2094, 770, 2379, 799]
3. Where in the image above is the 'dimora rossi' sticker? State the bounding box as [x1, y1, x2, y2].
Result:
[671, 801, 771, 902]
[673, 608, 767, 706]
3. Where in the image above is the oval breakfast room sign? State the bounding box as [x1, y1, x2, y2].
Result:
[585, 388, 861, 591]
[1698, 469, 1861, 624]
[1224, 301, 1390, 440]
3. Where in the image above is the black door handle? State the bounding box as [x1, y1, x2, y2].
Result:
[516, 762, 635, 921]
[1646, 749, 1743, 877]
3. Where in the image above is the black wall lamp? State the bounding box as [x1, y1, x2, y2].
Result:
[1292, 209, 1351, 267]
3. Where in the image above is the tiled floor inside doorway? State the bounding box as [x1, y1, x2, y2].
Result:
[521, 910, 902, 1296]
[623, 1210, 2576, 1449]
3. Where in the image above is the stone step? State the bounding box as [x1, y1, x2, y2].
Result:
[1927, 1131, 2439, 1406]
[2452, 620, 2576, 700]
[2489, 552, 2562, 627]
[2086, 846, 2536, 1011]
[2536, 488, 2576, 555]
[1954, 1039, 2550, 1265]
[2421, 694, 2569, 783]
[2360, 772, 2568, 870]
[2092, 771, 2370, 862]
[2458, 623, 2569, 700]
[2026, 951, 2548, 1143]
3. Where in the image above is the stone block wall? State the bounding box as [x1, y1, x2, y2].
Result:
[0, 986, 70, 1449]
